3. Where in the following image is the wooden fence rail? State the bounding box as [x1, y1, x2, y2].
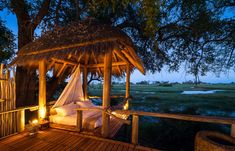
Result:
[0, 106, 38, 139]
[114, 110, 235, 144]
[0, 64, 16, 112]
[0, 63, 18, 138]
[76, 107, 235, 145]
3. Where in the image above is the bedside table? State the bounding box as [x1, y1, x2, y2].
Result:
[39, 120, 50, 130]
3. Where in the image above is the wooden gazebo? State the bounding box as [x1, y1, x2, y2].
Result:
[11, 19, 145, 137]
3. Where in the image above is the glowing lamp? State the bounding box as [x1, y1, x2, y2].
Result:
[123, 102, 129, 110]
[39, 107, 46, 119]
[32, 119, 38, 124]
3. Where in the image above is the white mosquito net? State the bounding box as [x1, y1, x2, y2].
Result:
[52, 65, 84, 108]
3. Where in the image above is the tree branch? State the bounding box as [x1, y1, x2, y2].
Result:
[87, 74, 101, 85]
[54, 0, 62, 26]
[10, 0, 30, 22]
[32, 0, 51, 30]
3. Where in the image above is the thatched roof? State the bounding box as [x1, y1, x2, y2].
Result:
[11, 19, 145, 77]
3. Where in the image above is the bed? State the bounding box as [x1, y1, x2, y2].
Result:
[49, 100, 102, 129]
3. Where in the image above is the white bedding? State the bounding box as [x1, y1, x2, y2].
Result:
[49, 110, 102, 129]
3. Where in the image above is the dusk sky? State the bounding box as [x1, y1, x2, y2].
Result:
[1, 9, 235, 83]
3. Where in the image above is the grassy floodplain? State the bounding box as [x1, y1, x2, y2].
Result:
[88, 83, 235, 151]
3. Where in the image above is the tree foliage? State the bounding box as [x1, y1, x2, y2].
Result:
[1, 0, 235, 79]
[0, 19, 15, 63]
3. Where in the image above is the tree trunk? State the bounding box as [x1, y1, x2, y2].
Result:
[16, 24, 37, 107]
[12, 0, 52, 107]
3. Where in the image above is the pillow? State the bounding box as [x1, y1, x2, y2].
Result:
[50, 108, 57, 115]
[55, 103, 78, 116]
[76, 100, 95, 108]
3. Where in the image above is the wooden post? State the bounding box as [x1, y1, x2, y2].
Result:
[76, 110, 82, 132]
[125, 64, 130, 110]
[83, 67, 88, 100]
[231, 124, 235, 137]
[38, 60, 47, 119]
[102, 50, 112, 137]
[132, 114, 139, 144]
[19, 110, 25, 132]
[83, 53, 89, 100]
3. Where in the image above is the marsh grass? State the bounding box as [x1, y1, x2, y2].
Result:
[88, 83, 235, 151]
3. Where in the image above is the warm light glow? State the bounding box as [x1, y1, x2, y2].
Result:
[32, 119, 38, 124]
[123, 102, 129, 110]
[39, 107, 46, 119]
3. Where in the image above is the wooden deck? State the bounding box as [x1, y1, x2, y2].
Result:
[0, 128, 159, 151]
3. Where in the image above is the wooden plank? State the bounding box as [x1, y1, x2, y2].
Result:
[114, 110, 235, 125]
[0, 129, 159, 151]
[70, 137, 90, 150]
[0, 106, 38, 115]
[81, 139, 98, 150]
[106, 142, 115, 150]
[112, 143, 121, 151]
[98, 141, 110, 151]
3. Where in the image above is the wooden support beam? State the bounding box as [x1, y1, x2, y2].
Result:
[114, 50, 130, 64]
[76, 110, 82, 132]
[52, 58, 78, 66]
[113, 53, 122, 75]
[132, 115, 139, 144]
[125, 64, 130, 110]
[56, 63, 67, 77]
[83, 67, 88, 100]
[231, 124, 235, 137]
[102, 50, 112, 137]
[38, 60, 47, 119]
[47, 60, 55, 71]
[77, 51, 85, 62]
[92, 51, 102, 75]
[87, 62, 126, 68]
[71, 65, 78, 75]
[83, 53, 89, 100]
[126, 64, 130, 98]
[19, 110, 25, 132]
[122, 50, 145, 74]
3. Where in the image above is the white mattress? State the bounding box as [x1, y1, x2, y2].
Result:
[49, 110, 102, 129]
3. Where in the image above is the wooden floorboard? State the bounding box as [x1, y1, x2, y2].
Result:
[0, 128, 159, 151]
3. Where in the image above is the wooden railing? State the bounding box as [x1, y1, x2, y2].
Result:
[114, 110, 235, 144]
[75, 108, 235, 144]
[0, 106, 38, 138]
[75, 107, 131, 132]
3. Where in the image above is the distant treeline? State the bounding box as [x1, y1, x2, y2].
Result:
[110, 81, 235, 85]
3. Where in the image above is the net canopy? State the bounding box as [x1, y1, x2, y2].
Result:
[52, 65, 83, 108]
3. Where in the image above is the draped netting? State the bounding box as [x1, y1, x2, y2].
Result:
[52, 65, 83, 108]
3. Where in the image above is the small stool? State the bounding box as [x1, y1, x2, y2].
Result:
[39, 120, 50, 130]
